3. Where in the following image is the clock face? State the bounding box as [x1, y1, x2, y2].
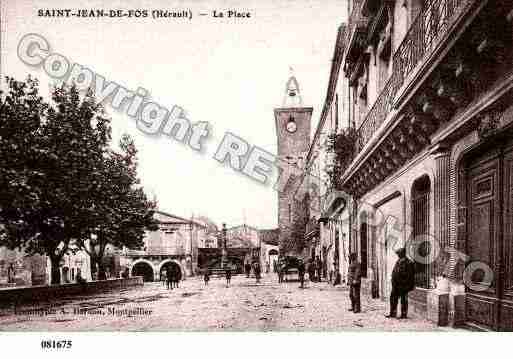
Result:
[286, 121, 297, 133]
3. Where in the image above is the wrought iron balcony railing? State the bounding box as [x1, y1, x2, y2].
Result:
[356, 0, 472, 152]
[393, 0, 468, 90]
[125, 245, 187, 256]
[344, 0, 369, 66]
[356, 73, 400, 151]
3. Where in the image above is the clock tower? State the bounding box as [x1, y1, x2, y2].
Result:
[274, 75, 313, 253]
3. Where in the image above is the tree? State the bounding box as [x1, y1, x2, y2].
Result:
[0, 77, 47, 245]
[76, 134, 158, 280]
[0, 77, 110, 284]
[324, 127, 359, 189]
[278, 175, 310, 257]
[289, 194, 309, 256]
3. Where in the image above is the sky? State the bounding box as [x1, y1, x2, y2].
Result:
[1, 0, 348, 229]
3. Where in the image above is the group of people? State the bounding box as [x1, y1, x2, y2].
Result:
[203, 261, 262, 288]
[169, 248, 416, 319]
[307, 256, 323, 283]
[163, 265, 182, 290]
[244, 261, 262, 283]
[347, 247, 415, 318]
[275, 256, 322, 288]
[276, 247, 415, 318]
[202, 268, 232, 287]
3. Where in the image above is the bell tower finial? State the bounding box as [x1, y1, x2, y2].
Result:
[282, 69, 303, 107]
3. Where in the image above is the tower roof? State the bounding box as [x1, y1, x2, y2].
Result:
[282, 73, 303, 107]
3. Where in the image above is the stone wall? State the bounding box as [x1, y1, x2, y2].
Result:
[0, 277, 143, 308]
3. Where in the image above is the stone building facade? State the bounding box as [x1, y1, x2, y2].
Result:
[0, 248, 47, 287]
[0, 245, 91, 287]
[259, 229, 280, 273]
[307, 0, 513, 330]
[121, 210, 207, 281]
[304, 24, 351, 285]
[226, 224, 260, 249]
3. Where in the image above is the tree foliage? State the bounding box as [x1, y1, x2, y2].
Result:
[324, 127, 359, 189]
[77, 135, 158, 280]
[0, 77, 157, 284]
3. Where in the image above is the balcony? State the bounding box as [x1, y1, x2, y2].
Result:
[344, 0, 370, 72]
[356, 0, 476, 152]
[361, 0, 382, 17]
[393, 0, 470, 96]
[356, 73, 400, 151]
[125, 245, 186, 256]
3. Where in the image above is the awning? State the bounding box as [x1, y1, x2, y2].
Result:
[304, 228, 319, 241]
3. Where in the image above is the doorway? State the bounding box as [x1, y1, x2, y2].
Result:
[462, 138, 513, 331]
[132, 262, 154, 282]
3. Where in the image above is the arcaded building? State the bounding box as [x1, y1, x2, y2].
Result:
[311, 0, 513, 330]
[122, 210, 206, 281]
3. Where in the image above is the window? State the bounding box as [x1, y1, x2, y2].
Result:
[377, 11, 392, 92]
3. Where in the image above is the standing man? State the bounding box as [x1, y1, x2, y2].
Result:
[172, 265, 181, 289]
[225, 266, 232, 287]
[333, 260, 341, 285]
[329, 263, 334, 284]
[307, 259, 316, 283]
[253, 261, 261, 284]
[297, 259, 306, 289]
[347, 253, 361, 313]
[245, 261, 251, 278]
[166, 265, 173, 290]
[161, 270, 167, 287]
[203, 269, 211, 286]
[316, 256, 322, 282]
[386, 248, 415, 319]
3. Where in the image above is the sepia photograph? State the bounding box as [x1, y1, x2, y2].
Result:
[1, 0, 513, 352]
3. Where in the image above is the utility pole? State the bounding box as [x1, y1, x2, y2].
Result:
[221, 223, 227, 269]
[189, 214, 194, 277]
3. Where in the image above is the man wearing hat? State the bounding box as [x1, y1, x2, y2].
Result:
[347, 253, 362, 313]
[386, 247, 415, 319]
[297, 258, 306, 289]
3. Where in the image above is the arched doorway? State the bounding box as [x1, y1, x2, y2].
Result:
[159, 261, 182, 282]
[132, 261, 154, 282]
[268, 249, 279, 272]
[62, 267, 70, 284]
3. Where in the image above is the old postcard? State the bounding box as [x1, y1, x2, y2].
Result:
[1, 0, 513, 351]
